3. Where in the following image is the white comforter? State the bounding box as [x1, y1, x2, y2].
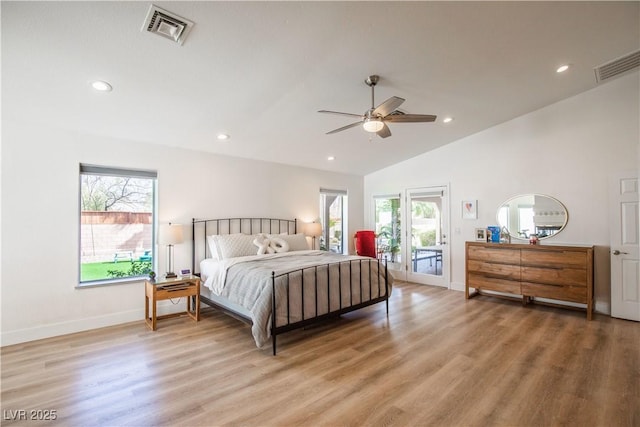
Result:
[200, 250, 392, 347]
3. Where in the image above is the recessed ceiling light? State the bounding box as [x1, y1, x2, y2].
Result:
[217, 134, 230, 140]
[91, 80, 112, 92]
[443, 117, 454, 123]
[556, 64, 570, 73]
[327, 156, 335, 161]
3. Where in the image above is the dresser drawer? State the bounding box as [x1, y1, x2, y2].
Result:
[468, 245, 520, 264]
[155, 284, 198, 299]
[468, 273, 521, 294]
[467, 260, 521, 280]
[521, 249, 587, 269]
[521, 282, 587, 303]
[521, 266, 587, 287]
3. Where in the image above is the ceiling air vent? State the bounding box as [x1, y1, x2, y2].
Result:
[142, 5, 194, 46]
[594, 50, 640, 83]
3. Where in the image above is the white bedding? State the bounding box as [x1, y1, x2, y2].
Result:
[200, 250, 324, 294]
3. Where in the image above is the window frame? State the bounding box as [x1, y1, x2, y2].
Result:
[319, 188, 348, 255]
[373, 193, 402, 263]
[78, 164, 157, 287]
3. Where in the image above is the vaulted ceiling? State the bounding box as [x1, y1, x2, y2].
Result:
[3, 1, 639, 175]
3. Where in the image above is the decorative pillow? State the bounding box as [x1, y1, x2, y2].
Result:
[253, 234, 274, 255]
[213, 233, 257, 259]
[270, 237, 289, 253]
[281, 233, 310, 251]
[253, 234, 290, 255]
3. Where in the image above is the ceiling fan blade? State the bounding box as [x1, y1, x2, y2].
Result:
[373, 96, 405, 117]
[326, 121, 363, 135]
[384, 114, 437, 123]
[318, 110, 364, 119]
[376, 123, 392, 138]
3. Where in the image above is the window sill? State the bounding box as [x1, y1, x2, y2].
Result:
[76, 276, 146, 289]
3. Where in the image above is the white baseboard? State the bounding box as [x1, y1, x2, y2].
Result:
[595, 301, 610, 315]
[1, 300, 188, 347]
[450, 281, 465, 292]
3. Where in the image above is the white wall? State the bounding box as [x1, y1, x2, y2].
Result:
[364, 72, 640, 314]
[1, 125, 363, 345]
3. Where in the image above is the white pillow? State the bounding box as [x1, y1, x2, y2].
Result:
[206, 235, 223, 260]
[214, 233, 257, 259]
[281, 233, 310, 251]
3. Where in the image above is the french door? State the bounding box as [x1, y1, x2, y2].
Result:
[405, 186, 449, 287]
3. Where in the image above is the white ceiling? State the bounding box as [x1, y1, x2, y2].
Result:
[3, 1, 639, 175]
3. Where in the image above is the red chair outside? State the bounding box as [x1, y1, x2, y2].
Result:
[354, 230, 376, 258]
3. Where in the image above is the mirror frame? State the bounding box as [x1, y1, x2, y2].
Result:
[496, 193, 568, 241]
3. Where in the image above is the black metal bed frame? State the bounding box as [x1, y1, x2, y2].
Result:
[192, 217, 390, 355]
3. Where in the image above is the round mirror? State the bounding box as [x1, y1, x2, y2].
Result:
[496, 194, 568, 240]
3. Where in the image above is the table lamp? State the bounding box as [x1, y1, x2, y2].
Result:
[306, 222, 323, 250]
[159, 223, 184, 278]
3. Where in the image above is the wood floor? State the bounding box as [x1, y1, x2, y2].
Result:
[2, 281, 639, 426]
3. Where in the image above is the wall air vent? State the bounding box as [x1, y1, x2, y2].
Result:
[594, 50, 640, 83]
[142, 5, 194, 46]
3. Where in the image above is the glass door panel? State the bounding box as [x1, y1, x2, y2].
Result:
[406, 186, 449, 287]
[374, 195, 402, 272]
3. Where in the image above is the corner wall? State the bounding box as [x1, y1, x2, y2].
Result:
[364, 72, 639, 314]
[1, 127, 363, 346]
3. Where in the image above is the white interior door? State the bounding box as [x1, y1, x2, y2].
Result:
[610, 171, 640, 321]
[406, 186, 449, 287]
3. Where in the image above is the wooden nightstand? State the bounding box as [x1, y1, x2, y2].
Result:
[144, 276, 200, 330]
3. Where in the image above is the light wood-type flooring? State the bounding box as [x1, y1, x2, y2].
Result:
[2, 281, 639, 426]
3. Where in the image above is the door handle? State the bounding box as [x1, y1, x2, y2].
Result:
[612, 250, 628, 255]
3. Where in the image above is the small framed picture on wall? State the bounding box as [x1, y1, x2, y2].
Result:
[475, 228, 487, 241]
[462, 200, 478, 219]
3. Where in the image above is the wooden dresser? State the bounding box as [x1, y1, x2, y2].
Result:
[465, 242, 594, 319]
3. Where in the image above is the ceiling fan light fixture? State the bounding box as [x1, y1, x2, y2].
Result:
[363, 118, 384, 133]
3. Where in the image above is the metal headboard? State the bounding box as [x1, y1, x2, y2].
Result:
[192, 217, 297, 274]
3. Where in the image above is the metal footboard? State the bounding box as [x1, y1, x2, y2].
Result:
[270, 258, 389, 355]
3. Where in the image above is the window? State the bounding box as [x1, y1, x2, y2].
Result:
[319, 188, 347, 254]
[79, 165, 157, 284]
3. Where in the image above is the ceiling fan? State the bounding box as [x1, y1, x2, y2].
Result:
[318, 75, 437, 139]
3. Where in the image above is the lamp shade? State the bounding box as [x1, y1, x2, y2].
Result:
[306, 222, 322, 237]
[159, 223, 184, 245]
[363, 118, 384, 133]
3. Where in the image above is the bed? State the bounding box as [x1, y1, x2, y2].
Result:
[192, 217, 393, 354]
